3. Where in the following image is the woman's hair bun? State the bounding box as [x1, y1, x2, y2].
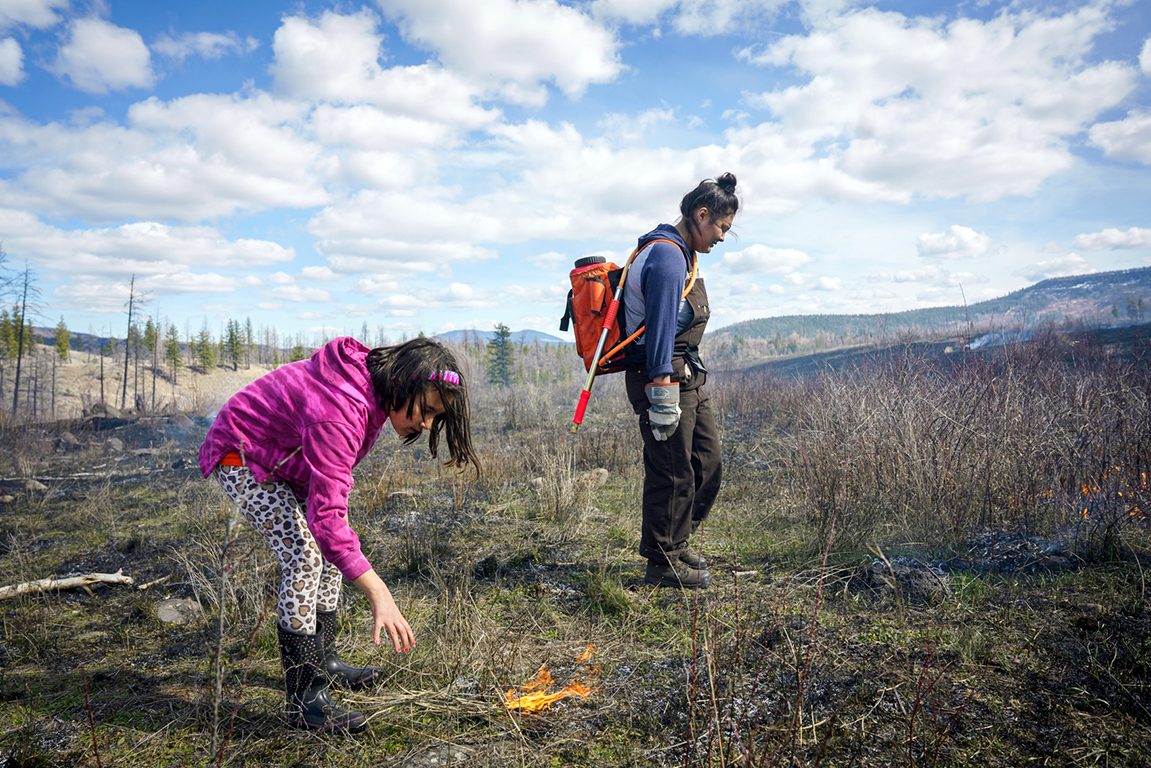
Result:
[680, 171, 740, 219]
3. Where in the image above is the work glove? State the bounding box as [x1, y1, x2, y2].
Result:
[645, 382, 680, 442]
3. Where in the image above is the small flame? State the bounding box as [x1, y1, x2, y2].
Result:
[504, 645, 599, 712]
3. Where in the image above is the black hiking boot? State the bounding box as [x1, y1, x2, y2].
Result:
[678, 547, 706, 569]
[644, 559, 712, 589]
[277, 625, 367, 733]
[317, 610, 382, 690]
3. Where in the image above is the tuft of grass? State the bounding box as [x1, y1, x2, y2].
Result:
[585, 567, 630, 616]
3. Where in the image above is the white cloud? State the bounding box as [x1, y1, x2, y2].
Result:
[728, 280, 761, 296]
[0, 210, 295, 274]
[1142, 36, 1151, 75]
[1013, 254, 1095, 282]
[892, 266, 948, 283]
[300, 265, 338, 281]
[152, 31, 258, 63]
[310, 105, 453, 151]
[0, 92, 329, 221]
[529, 251, 567, 271]
[335, 302, 377, 318]
[268, 271, 295, 285]
[50, 17, 155, 94]
[590, 0, 677, 25]
[376, 0, 623, 104]
[671, 0, 789, 36]
[719, 243, 815, 274]
[598, 107, 676, 143]
[736, 3, 1137, 202]
[380, 281, 498, 311]
[0, 0, 68, 32]
[917, 225, 992, 259]
[265, 285, 335, 303]
[53, 272, 252, 312]
[0, 37, 23, 85]
[590, 0, 789, 36]
[1072, 227, 1151, 250]
[352, 276, 403, 294]
[309, 188, 504, 265]
[270, 10, 498, 130]
[1088, 109, 1151, 164]
[869, 264, 988, 288]
[815, 276, 842, 291]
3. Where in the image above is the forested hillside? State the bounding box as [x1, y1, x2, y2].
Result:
[707, 266, 1151, 362]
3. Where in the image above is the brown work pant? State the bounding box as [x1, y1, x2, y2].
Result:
[626, 374, 723, 564]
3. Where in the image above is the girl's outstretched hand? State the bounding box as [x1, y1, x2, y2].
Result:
[351, 568, 415, 652]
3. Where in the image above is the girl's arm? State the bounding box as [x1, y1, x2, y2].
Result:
[352, 568, 415, 652]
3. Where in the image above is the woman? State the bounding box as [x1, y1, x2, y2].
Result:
[623, 173, 739, 589]
[199, 336, 479, 732]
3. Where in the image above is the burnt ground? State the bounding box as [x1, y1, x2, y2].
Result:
[0, 416, 1149, 767]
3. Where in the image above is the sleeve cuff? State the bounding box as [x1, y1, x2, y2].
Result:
[331, 552, 372, 582]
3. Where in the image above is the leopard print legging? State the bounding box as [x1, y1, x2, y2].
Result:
[213, 464, 343, 634]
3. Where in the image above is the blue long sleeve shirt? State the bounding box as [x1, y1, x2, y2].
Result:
[622, 225, 694, 379]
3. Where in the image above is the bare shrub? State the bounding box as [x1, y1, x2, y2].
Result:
[175, 481, 276, 623]
[528, 438, 595, 527]
[715, 333, 1151, 554]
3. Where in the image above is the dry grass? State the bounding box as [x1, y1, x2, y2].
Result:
[0, 329, 1149, 766]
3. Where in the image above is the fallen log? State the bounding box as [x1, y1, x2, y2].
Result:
[0, 569, 134, 600]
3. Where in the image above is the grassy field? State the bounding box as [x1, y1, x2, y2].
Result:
[1, 329, 1149, 767]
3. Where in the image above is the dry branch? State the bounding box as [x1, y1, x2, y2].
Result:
[0, 569, 134, 600]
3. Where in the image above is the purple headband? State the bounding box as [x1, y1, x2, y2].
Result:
[427, 370, 460, 385]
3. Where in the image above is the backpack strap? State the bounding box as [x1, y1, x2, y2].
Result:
[596, 238, 697, 370]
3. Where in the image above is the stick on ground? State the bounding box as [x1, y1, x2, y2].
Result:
[0, 569, 134, 600]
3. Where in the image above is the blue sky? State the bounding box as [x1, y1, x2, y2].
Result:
[1, 0, 1149, 342]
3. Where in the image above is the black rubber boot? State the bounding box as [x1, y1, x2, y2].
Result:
[316, 610, 382, 690]
[277, 625, 367, 733]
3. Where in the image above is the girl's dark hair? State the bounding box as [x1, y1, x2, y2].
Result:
[365, 337, 480, 474]
[680, 172, 740, 220]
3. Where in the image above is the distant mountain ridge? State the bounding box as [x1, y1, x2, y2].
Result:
[712, 265, 1151, 342]
[435, 329, 572, 346]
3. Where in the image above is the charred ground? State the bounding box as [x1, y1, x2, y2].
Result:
[1, 331, 1150, 767]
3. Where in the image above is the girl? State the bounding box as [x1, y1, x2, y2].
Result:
[199, 336, 478, 732]
[623, 173, 740, 589]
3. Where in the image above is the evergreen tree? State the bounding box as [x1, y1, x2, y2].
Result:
[142, 318, 157, 360]
[54, 316, 71, 361]
[196, 322, 216, 370]
[485, 322, 515, 388]
[0, 308, 14, 361]
[164, 322, 183, 383]
[289, 343, 307, 362]
[223, 319, 243, 371]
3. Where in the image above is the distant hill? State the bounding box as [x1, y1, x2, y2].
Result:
[435, 329, 572, 346]
[711, 266, 1151, 342]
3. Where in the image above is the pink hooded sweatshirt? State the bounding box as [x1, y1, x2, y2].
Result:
[199, 337, 388, 581]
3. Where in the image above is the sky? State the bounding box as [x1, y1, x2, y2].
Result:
[0, 0, 1149, 342]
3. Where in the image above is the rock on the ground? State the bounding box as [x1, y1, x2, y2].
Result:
[155, 598, 202, 624]
[107, 437, 124, 452]
[24, 478, 48, 492]
[55, 432, 82, 452]
[575, 467, 609, 490]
